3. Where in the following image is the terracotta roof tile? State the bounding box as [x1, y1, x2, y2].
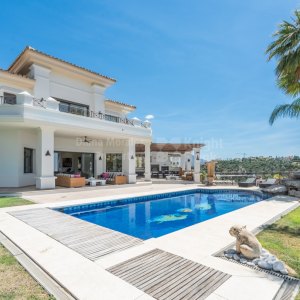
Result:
[105, 99, 136, 109]
[8, 46, 116, 83]
[0, 68, 33, 80]
[136, 143, 205, 153]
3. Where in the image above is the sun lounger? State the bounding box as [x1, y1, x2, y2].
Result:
[214, 179, 235, 186]
[259, 178, 277, 188]
[238, 177, 256, 187]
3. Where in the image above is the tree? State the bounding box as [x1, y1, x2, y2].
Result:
[266, 10, 300, 96]
[266, 10, 300, 124]
[269, 98, 300, 124]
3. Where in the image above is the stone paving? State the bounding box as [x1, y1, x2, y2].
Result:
[0, 184, 298, 299]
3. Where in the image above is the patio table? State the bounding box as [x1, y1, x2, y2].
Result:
[87, 179, 106, 186]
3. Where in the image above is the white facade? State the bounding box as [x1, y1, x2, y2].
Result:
[0, 47, 152, 188]
[136, 145, 202, 183]
[150, 152, 192, 172]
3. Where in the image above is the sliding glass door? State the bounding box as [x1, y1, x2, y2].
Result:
[106, 153, 122, 172]
[54, 151, 94, 178]
[81, 153, 94, 178]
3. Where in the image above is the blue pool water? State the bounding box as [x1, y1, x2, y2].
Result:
[57, 189, 269, 240]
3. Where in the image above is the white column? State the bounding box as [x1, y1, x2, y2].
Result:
[180, 153, 186, 171]
[124, 139, 137, 183]
[193, 148, 201, 183]
[186, 153, 192, 171]
[30, 64, 51, 99]
[36, 127, 56, 189]
[144, 142, 151, 181]
[91, 84, 106, 114]
[95, 152, 104, 177]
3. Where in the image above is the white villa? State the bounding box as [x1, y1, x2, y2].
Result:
[0, 46, 202, 189]
[136, 143, 204, 177]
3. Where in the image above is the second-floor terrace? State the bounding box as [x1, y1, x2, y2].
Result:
[0, 47, 152, 139]
[0, 92, 151, 138]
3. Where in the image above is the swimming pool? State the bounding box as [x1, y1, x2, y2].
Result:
[56, 189, 270, 240]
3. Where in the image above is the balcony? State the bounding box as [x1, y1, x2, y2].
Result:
[58, 101, 89, 117]
[0, 93, 151, 129]
[0, 93, 17, 105]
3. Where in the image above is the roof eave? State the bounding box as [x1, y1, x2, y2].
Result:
[0, 69, 35, 90]
[8, 46, 116, 86]
[105, 99, 136, 111]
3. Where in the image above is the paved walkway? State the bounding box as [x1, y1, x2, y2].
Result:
[17, 183, 199, 204]
[0, 184, 298, 300]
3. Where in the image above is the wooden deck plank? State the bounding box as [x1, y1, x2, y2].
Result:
[169, 269, 220, 300]
[9, 208, 142, 260]
[128, 254, 182, 283]
[137, 259, 194, 290]
[155, 267, 215, 299]
[108, 249, 162, 272]
[114, 252, 171, 278]
[107, 249, 231, 300]
[140, 261, 205, 292]
[124, 254, 181, 282]
[108, 249, 231, 300]
[108, 249, 162, 274]
[196, 274, 231, 300]
[182, 271, 226, 300]
[70, 235, 140, 251]
[144, 258, 205, 295]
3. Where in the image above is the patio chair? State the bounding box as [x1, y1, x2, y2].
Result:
[259, 178, 277, 188]
[151, 171, 159, 178]
[106, 172, 116, 184]
[238, 177, 256, 187]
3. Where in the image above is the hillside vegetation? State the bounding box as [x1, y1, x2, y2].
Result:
[203, 156, 300, 177]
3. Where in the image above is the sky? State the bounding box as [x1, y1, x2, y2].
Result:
[0, 0, 299, 159]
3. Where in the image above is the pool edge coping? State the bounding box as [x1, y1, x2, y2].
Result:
[53, 187, 269, 214]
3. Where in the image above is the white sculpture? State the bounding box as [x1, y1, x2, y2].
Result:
[229, 224, 262, 259]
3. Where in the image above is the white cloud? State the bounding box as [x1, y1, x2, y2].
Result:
[145, 114, 154, 120]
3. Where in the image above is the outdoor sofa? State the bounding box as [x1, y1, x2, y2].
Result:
[55, 174, 86, 188]
[99, 172, 127, 185]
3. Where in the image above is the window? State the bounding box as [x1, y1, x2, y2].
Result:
[55, 98, 89, 117]
[106, 153, 122, 172]
[104, 114, 120, 123]
[24, 148, 33, 173]
[3, 92, 16, 105]
[136, 153, 145, 169]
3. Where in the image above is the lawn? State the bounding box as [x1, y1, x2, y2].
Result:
[257, 206, 300, 278]
[0, 197, 34, 208]
[0, 244, 54, 299]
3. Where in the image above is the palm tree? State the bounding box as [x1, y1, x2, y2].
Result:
[266, 10, 300, 124]
[266, 10, 300, 96]
[269, 98, 300, 124]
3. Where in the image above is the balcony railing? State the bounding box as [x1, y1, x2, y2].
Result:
[33, 97, 47, 108]
[0, 96, 150, 128]
[88, 111, 147, 127]
[59, 101, 89, 117]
